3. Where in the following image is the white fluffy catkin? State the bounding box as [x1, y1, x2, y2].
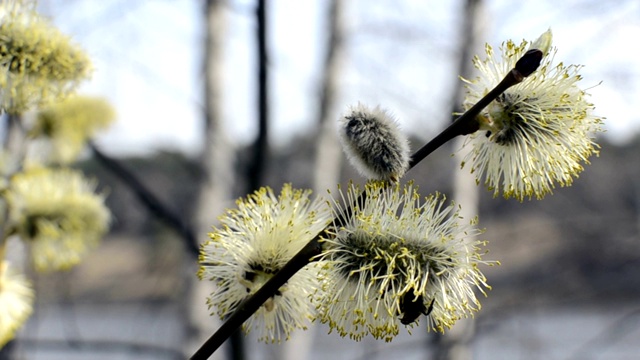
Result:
[338, 104, 410, 181]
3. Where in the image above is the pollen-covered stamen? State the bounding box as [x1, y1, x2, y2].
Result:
[459, 30, 604, 201]
[199, 184, 332, 343]
[330, 232, 455, 288]
[316, 182, 493, 340]
[486, 93, 541, 146]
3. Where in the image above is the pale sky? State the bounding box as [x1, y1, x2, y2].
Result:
[39, 0, 640, 156]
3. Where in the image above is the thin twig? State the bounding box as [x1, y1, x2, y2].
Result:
[409, 66, 529, 168]
[191, 49, 543, 360]
[191, 239, 322, 360]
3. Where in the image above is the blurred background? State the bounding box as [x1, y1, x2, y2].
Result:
[8, 0, 640, 359]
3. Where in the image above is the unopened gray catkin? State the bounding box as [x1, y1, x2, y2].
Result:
[338, 104, 410, 181]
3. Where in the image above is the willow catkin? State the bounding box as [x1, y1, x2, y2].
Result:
[338, 104, 410, 182]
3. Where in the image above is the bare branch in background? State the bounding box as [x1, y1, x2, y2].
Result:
[89, 142, 199, 256]
[246, 0, 269, 192]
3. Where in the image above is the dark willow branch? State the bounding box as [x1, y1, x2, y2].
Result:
[190, 49, 543, 360]
[89, 142, 200, 257]
[409, 51, 540, 168]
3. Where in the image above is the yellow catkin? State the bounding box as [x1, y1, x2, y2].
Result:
[5, 167, 110, 272]
[0, 6, 92, 113]
[33, 96, 115, 163]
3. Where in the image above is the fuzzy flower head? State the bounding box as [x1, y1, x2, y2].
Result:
[316, 181, 492, 341]
[460, 29, 604, 201]
[198, 184, 332, 343]
[31, 96, 115, 164]
[0, 261, 34, 348]
[5, 167, 110, 272]
[0, 6, 92, 113]
[338, 104, 411, 182]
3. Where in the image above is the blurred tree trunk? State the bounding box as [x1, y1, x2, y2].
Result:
[247, 0, 269, 191]
[184, 0, 233, 359]
[220, 1, 271, 359]
[431, 0, 485, 359]
[282, 1, 345, 360]
[311, 0, 345, 194]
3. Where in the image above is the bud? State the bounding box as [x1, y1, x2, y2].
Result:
[514, 49, 543, 78]
[338, 104, 410, 182]
[529, 28, 553, 56]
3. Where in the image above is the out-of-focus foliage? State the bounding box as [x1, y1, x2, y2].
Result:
[0, 261, 33, 348]
[0, 5, 92, 113]
[5, 166, 110, 272]
[32, 96, 115, 164]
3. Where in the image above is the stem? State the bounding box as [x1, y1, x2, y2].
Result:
[409, 67, 523, 168]
[191, 48, 543, 360]
[191, 238, 323, 359]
